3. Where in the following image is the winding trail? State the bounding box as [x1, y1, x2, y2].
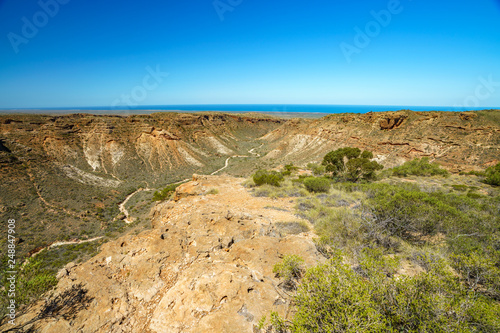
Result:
[27, 236, 104, 260]
[211, 144, 263, 175]
[119, 188, 152, 224]
[49, 236, 104, 248]
[119, 144, 264, 223]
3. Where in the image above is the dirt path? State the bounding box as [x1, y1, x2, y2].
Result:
[119, 145, 263, 222]
[48, 236, 104, 248]
[211, 144, 263, 175]
[26, 236, 104, 260]
[118, 188, 152, 224]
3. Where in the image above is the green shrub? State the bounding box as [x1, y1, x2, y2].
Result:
[1, 258, 58, 318]
[322, 148, 383, 181]
[484, 162, 500, 186]
[206, 188, 219, 195]
[273, 255, 304, 289]
[292, 253, 387, 332]
[281, 164, 299, 176]
[451, 250, 500, 299]
[152, 183, 183, 201]
[307, 163, 326, 176]
[291, 251, 500, 333]
[391, 157, 449, 177]
[303, 177, 331, 193]
[253, 170, 284, 187]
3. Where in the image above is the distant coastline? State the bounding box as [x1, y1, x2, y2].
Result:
[0, 104, 497, 118]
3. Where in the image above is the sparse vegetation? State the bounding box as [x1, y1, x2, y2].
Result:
[307, 163, 326, 176]
[281, 164, 299, 176]
[206, 188, 219, 195]
[391, 157, 449, 177]
[261, 170, 500, 332]
[275, 221, 310, 235]
[152, 183, 183, 201]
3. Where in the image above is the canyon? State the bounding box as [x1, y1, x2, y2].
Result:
[0, 109, 499, 332]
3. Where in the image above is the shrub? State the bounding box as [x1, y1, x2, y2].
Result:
[307, 163, 326, 176]
[281, 164, 299, 176]
[292, 253, 387, 332]
[451, 250, 500, 299]
[484, 162, 500, 186]
[303, 177, 330, 193]
[206, 188, 219, 195]
[1, 258, 58, 319]
[253, 170, 284, 187]
[391, 157, 449, 177]
[275, 221, 310, 235]
[322, 148, 383, 181]
[273, 255, 305, 289]
[152, 183, 183, 201]
[291, 251, 500, 333]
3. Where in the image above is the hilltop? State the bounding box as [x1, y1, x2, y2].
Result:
[2, 174, 324, 332]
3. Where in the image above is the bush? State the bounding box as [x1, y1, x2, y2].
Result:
[451, 250, 500, 299]
[391, 157, 449, 177]
[152, 183, 183, 201]
[1, 258, 58, 320]
[322, 148, 383, 181]
[253, 170, 284, 187]
[275, 221, 310, 235]
[303, 177, 331, 193]
[273, 255, 304, 289]
[281, 164, 299, 176]
[484, 162, 500, 186]
[307, 163, 326, 176]
[291, 251, 500, 333]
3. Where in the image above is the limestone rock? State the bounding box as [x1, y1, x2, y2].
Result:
[6, 175, 322, 333]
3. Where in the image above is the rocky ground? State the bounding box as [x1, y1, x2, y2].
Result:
[3, 175, 324, 332]
[261, 110, 500, 172]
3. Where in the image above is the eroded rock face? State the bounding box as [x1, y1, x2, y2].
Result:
[379, 114, 408, 130]
[261, 110, 500, 172]
[7, 176, 322, 333]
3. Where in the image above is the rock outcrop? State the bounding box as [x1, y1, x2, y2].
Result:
[379, 113, 408, 130]
[5, 175, 322, 332]
[261, 110, 500, 172]
[0, 112, 284, 258]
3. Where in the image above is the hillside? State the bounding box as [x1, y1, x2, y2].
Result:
[260, 110, 500, 172]
[1, 109, 499, 332]
[2, 174, 324, 332]
[0, 112, 284, 258]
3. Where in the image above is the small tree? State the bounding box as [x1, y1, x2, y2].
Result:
[484, 162, 500, 186]
[322, 148, 383, 181]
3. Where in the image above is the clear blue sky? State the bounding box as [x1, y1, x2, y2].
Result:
[0, 0, 499, 108]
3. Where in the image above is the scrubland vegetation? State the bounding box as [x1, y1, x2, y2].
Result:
[1, 240, 103, 320]
[253, 150, 500, 332]
[152, 182, 185, 201]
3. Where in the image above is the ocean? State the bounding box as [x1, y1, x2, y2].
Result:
[0, 104, 496, 116]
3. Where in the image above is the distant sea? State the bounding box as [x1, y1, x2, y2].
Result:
[0, 104, 497, 116]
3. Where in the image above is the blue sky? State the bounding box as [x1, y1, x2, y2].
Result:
[0, 0, 499, 108]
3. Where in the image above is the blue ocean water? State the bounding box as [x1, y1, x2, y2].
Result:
[0, 104, 496, 115]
